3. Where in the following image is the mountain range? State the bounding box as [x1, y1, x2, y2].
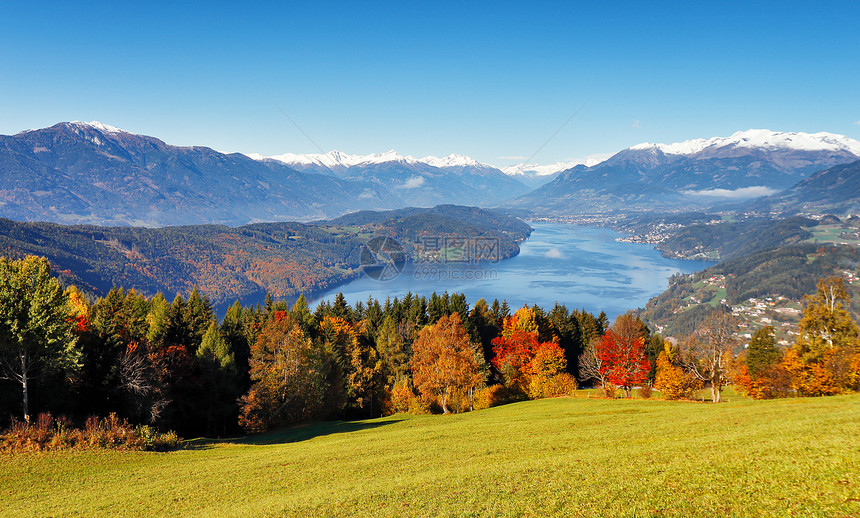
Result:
[508, 129, 860, 214]
[2, 123, 859, 228]
[0, 122, 402, 226]
[252, 149, 532, 207]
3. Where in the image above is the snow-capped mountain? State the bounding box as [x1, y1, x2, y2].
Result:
[501, 156, 612, 189]
[629, 129, 860, 157]
[509, 129, 860, 214]
[250, 150, 531, 207]
[251, 149, 493, 172]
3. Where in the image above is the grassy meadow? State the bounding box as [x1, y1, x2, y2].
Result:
[2, 393, 858, 517]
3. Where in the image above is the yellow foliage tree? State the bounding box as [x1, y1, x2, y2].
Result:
[654, 350, 701, 400]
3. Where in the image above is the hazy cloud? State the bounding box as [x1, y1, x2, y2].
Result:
[397, 176, 426, 189]
[545, 247, 564, 259]
[682, 186, 779, 199]
[855, 120, 860, 125]
[632, 120, 641, 128]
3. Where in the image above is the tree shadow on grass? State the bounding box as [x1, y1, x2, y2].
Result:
[183, 418, 404, 450]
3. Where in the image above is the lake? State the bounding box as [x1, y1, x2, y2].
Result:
[309, 223, 712, 320]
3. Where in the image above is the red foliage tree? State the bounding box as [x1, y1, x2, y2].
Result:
[492, 330, 538, 371]
[596, 328, 649, 398]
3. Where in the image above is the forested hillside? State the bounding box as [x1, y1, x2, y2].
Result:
[0, 206, 531, 306]
[655, 216, 817, 260]
[637, 244, 860, 336]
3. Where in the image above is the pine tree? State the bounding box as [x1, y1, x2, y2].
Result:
[196, 322, 239, 436]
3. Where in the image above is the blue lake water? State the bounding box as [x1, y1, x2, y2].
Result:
[309, 223, 712, 320]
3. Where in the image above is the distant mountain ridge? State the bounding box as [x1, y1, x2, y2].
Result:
[508, 129, 860, 214]
[0, 122, 400, 226]
[250, 149, 531, 207]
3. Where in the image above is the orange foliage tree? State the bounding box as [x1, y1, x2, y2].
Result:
[654, 349, 701, 400]
[410, 313, 485, 413]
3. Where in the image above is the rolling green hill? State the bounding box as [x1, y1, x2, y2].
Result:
[1, 395, 857, 517]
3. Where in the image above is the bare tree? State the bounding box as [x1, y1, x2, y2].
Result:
[682, 311, 738, 402]
[118, 350, 168, 424]
[578, 336, 609, 396]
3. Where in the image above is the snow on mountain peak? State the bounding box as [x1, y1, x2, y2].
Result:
[256, 149, 492, 169]
[502, 155, 611, 177]
[630, 129, 860, 156]
[421, 153, 483, 168]
[70, 121, 128, 134]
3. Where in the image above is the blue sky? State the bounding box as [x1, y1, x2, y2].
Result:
[1, 1, 858, 166]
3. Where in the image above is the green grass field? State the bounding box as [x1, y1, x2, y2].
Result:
[2, 394, 859, 517]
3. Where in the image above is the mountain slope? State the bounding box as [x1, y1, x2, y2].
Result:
[749, 159, 860, 214]
[508, 130, 860, 214]
[0, 122, 400, 226]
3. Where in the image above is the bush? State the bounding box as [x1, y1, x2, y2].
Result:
[528, 373, 577, 399]
[407, 395, 433, 415]
[473, 385, 510, 410]
[637, 385, 653, 399]
[0, 413, 180, 453]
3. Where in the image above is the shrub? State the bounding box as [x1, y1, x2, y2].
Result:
[528, 373, 577, 399]
[473, 385, 510, 410]
[407, 395, 433, 415]
[637, 385, 653, 399]
[0, 413, 180, 453]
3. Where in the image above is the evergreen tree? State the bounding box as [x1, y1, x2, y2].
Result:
[221, 300, 251, 390]
[196, 322, 239, 436]
[746, 326, 782, 378]
[0, 256, 79, 421]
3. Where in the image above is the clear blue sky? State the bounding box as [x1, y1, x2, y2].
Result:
[1, 1, 858, 166]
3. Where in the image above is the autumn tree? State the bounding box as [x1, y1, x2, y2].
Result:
[594, 315, 650, 398]
[320, 316, 383, 416]
[796, 277, 858, 358]
[0, 256, 79, 421]
[784, 277, 860, 395]
[411, 313, 485, 413]
[491, 329, 539, 389]
[682, 311, 739, 402]
[239, 314, 329, 432]
[524, 341, 576, 399]
[654, 344, 701, 400]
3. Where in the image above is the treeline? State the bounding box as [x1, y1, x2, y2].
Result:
[1, 255, 612, 437]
